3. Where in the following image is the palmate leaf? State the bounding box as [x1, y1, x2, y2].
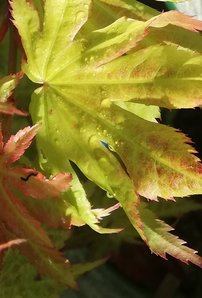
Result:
[12, 0, 202, 268]
[0, 125, 82, 287]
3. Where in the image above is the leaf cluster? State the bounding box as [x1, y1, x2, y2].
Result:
[0, 0, 202, 295]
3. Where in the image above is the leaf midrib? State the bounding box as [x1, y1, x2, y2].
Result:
[51, 86, 202, 186]
[49, 77, 202, 85]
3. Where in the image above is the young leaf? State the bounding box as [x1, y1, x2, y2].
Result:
[0, 125, 80, 287]
[0, 75, 17, 102]
[0, 74, 26, 115]
[1, 125, 72, 198]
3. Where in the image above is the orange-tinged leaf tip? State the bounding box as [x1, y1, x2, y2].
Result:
[3, 124, 39, 164]
[0, 238, 27, 252]
[148, 11, 202, 32]
[0, 103, 29, 116]
[140, 209, 202, 268]
[16, 71, 24, 80]
[94, 203, 120, 219]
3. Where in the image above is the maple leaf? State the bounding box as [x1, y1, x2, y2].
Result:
[95, 0, 202, 54]
[12, 0, 202, 267]
[0, 74, 27, 115]
[0, 125, 82, 287]
[1, 125, 72, 197]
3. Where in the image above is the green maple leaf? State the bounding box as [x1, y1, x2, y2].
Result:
[12, 0, 202, 269]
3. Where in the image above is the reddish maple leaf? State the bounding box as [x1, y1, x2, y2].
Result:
[0, 125, 77, 287]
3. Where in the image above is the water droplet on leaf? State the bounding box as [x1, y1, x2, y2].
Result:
[101, 98, 111, 108]
[76, 11, 85, 22]
[106, 192, 116, 198]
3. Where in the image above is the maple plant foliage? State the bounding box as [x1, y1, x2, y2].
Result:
[0, 0, 202, 293]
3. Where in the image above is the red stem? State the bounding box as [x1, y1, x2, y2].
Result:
[2, 3, 19, 142]
[0, 12, 9, 43]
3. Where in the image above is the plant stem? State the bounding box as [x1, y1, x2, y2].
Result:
[2, 8, 19, 142]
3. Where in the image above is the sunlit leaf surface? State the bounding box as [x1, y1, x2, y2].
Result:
[11, 0, 202, 270]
